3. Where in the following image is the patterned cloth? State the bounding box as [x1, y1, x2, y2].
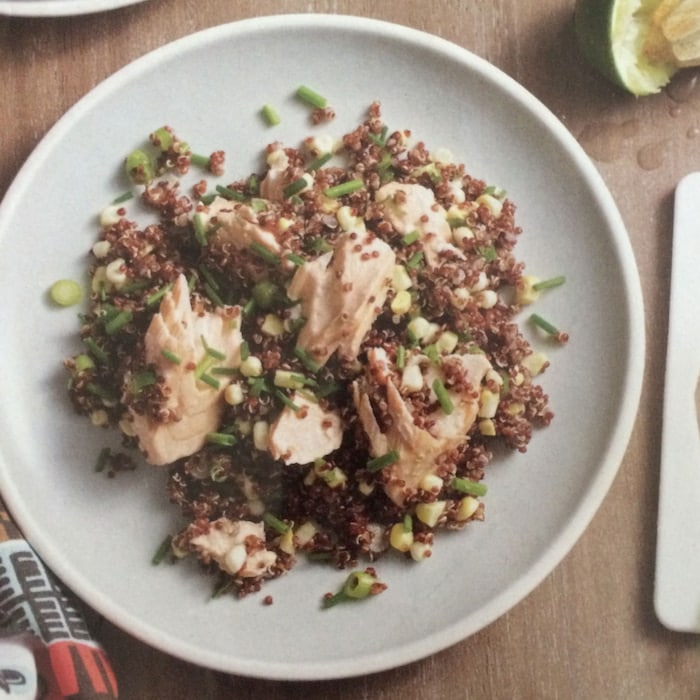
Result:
[0, 500, 118, 698]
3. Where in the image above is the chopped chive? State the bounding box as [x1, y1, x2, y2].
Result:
[307, 152, 333, 171]
[190, 152, 210, 168]
[432, 378, 455, 414]
[275, 389, 301, 411]
[198, 265, 221, 291]
[452, 476, 488, 497]
[285, 252, 306, 267]
[296, 84, 327, 109]
[199, 373, 220, 390]
[290, 372, 317, 387]
[283, 177, 309, 199]
[294, 346, 321, 373]
[477, 245, 497, 262]
[242, 298, 256, 316]
[248, 175, 260, 196]
[249, 242, 281, 265]
[201, 335, 226, 360]
[161, 349, 182, 364]
[261, 103, 281, 126]
[396, 344, 406, 369]
[530, 313, 559, 335]
[323, 179, 364, 198]
[206, 432, 238, 447]
[203, 283, 225, 307]
[83, 338, 110, 365]
[199, 193, 217, 205]
[368, 125, 389, 146]
[193, 212, 208, 246]
[532, 275, 566, 291]
[401, 230, 420, 246]
[240, 340, 250, 361]
[405, 250, 424, 270]
[263, 512, 290, 534]
[95, 447, 111, 472]
[211, 367, 237, 376]
[104, 309, 133, 335]
[151, 535, 172, 565]
[215, 184, 246, 202]
[367, 449, 400, 472]
[112, 190, 134, 205]
[146, 282, 173, 307]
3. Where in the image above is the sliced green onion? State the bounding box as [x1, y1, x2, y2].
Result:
[368, 125, 389, 146]
[367, 449, 400, 472]
[307, 152, 333, 171]
[424, 344, 440, 365]
[263, 512, 290, 534]
[203, 283, 225, 307]
[296, 84, 327, 109]
[452, 476, 488, 497]
[151, 535, 172, 565]
[323, 570, 383, 608]
[283, 177, 309, 199]
[146, 283, 173, 307]
[104, 309, 133, 335]
[323, 179, 364, 198]
[432, 378, 454, 414]
[206, 432, 238, 447]
[161, 349, 182, 364]
[261, 103, 281, 126]
[74, 354, 95, 372]
[125, 148, 153, 184]
[211, 367, 237, 376]
[401, 230, 420, 246]
[249, 242, 281, 265]
[477, 245, 497, 262]
[215, 184, 246, 202]
[198, 265, 221, 291]
[50, 279, 83, 307]
[201, 335, 226, 360]
[530, 313, 560, 336]
[83, 338, 110, 365]
[532, 275, 566, 291]
[294, 347, 321, 373]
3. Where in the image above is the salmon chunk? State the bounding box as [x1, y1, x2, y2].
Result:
[375, 182, 463, 267]
[267, 392, 343, 465]
[129, 274, 242, 465]
[287, 232, 396, 366]
[352, 347, 492, 505]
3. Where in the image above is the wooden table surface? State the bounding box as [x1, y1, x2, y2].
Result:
[2, 1, 699, 697]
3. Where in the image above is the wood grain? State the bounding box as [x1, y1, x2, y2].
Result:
[2, 1, 700, 697]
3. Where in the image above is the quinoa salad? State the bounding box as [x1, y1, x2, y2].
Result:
[63, 98, 565, 604]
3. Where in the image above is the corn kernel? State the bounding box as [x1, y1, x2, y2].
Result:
[100, 204, 123, 228]
[390, 522, 413, 552]
[105, 257, 127, 288]
[391, 290, 412, 315]
[240, 356, 263, 378]
[436, 331, 458, 354]
[507, 401, 525, 416]
[261, 313, 284, 336]
[456, 495, 480, 521]
[392, 264, 413, 291]
[224, 382, 244, 406]
[407, 316, 439, 344]
[90, 409, 109, 427]
[522, 351, 549, 377]
[476, 289, 498, 309]
[92, 240, 111, 258]
[337, 205, 365, 233]
[409, 541, 432, 561]
[419, 473, 443, 493]
[452, 225, 474, 246]
[252, 420, 269, 450]
[477, 193, 503, 217]
[358, 479, 375, 496]
[235, 419, 252, 436]
[479, 418, 496, 436]
[119, 416, 136, 436]
[415, 501, 446, 527]
[401, 363, 424, 393]
[295, 521, 318, 547]
[279, 528, 295, 556]
[515, 275, 542, 306]
[478, 388, 500, 419]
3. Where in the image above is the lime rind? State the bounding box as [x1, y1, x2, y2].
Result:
[575, 0, 677, 96]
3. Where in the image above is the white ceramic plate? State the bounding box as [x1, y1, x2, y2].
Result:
[0, 15, 643, 679]
[0, 0, 146, 17]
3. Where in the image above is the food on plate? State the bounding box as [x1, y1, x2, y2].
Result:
[63, 101, 563, 601]
[574, 0, 700, 95]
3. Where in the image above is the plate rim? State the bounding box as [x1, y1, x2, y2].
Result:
[0, 0, 147, 17]
[0, 13, 645, 679]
